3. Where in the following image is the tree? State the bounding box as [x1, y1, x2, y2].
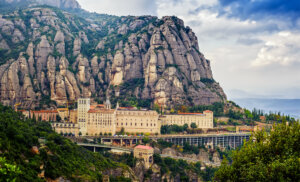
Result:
[183, 123, 188, 131]
[56, 115, 62, 122]
[119, 127, 125, 135]
[179, 105, 188, 113]
[79, 131, 82, 136]
[142, 137, 150, 144]
[0, 157, 21, 182]
[214, 122, 300, 181]
[190, 122, 197, 129]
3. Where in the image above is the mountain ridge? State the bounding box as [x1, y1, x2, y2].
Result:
[0, 0, 81, 10]
[0, 3, 226, 109]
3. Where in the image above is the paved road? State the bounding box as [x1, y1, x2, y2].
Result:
[77, 143, 133, 152]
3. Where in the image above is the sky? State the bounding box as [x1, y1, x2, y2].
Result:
[77, 0, 300, 100]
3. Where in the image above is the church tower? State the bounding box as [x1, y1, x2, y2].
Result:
[104, 98, 111, 110]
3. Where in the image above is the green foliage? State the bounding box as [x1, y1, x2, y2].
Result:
[0, 157, 21, 182]
[214, 122, 300, 181]
[187, 102, 225, 117]
[160, 124, 188, 134]
[116, 127, 125, 135]
[190, 122, 197, 129]
[227, 109, 243, 120]
[157, 139, 173, 148]
[103, 153, 136, 168]
[200, 78, 215, 84]
[153, 153, 215, 181]
[110, 176, 131, 182]
[0, 104, 126, 181]
[39, 95, 56, 108]
[56, 115, 62, 122]
[183, 142, 199, 154]
[142, 137, 150, 144]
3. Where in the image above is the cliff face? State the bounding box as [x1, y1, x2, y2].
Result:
[1, 0, 81, 9]
[0, 6, 226, 109]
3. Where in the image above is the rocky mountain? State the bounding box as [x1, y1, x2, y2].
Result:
[0, 4, 226, 109]
[0, 0, 81, 10]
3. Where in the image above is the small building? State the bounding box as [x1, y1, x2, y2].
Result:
[133, 145, 154, 169]
[160, 110, 214, 129]
[51, 123, 80, 136]
[116, 107, 160, 134]
[259, 116, 266, 122]
[30, 110, 58, 121]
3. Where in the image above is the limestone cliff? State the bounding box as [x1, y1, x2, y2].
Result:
[1, 0, 81, 9]
[0, 5, 226, 109]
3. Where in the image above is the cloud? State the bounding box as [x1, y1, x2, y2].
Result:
[236, 37, 262, 45]
[218, 0, 300, 23]
[77, 0, 157, 16]
[252, 31, 300, 67]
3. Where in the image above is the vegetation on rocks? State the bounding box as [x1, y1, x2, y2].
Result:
[214, 122, 300, 181]
[0, 3, 226, 109]
[0, 104, 129, 181]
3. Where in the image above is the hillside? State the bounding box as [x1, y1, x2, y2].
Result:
[0, 103, 134, 181]
[0, 4, 226, 109]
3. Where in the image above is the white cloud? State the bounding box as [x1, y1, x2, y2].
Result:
[77, 0, 157, 16]
[252, 31, 300, 67]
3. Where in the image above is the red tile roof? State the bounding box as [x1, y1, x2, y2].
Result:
[32, 110, 58, 113]
[135, 145, 153, 150]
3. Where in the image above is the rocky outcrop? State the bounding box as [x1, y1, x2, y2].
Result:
[0, 6, 226, 109]
[198, 149, 210, 163]
[3, 0, 81, 9]
[162, 147, 183, 157]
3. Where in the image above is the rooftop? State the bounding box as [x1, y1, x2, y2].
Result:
[32, 110, 58, 113]
[88, 109, 115, 113]
[90, 104, 104, 110]
[135, 145, 153, 150]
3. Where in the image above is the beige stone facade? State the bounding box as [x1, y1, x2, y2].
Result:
[77, 98, 90, 136]
[116, 108, 160, 134]
[31, 110, 58, 121]
[50, 98, 214, 137]
[51, 123, 80, 136]
[69, 109, 78, 123]
[87, 108, 116, 136]
[160, 110, 214, 129]
[133, 145, 154, 169]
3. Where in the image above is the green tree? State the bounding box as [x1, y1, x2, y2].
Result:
[56, 115, 62, 122]
[190, 122, 197, 129]
[0, 157, 21, 182]
[214, 122, 300, 181]
[183, 123, 188, 131]
[142, 137, 150, 144]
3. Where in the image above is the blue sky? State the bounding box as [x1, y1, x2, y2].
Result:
[77, 0, 300, 99]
